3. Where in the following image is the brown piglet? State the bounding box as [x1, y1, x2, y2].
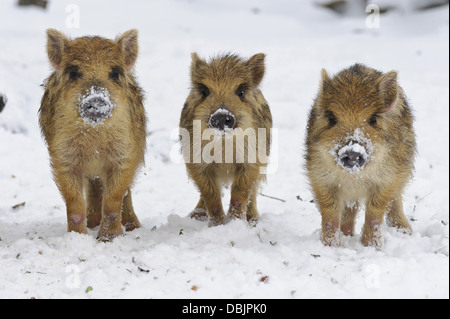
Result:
[180, 53, 272, 226]
[39, 29, 147, 240]
[306, 64, 416, 247]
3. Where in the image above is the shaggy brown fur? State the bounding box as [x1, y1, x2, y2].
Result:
[180, 53, 272, 226]
[39, 29, 146, 240]
[306, 64, 416, 247]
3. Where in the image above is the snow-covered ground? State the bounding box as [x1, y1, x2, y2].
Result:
[0, 0, 448, 299]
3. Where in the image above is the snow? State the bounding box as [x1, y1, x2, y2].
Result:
[0, 0, 448, 299]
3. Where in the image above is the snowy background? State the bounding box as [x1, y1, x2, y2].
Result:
[0, 0, 448, 299]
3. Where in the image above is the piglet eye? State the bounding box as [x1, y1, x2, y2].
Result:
[197, 84, 210, 99]
[369, 114, 379, 127]
[109, 66, 123, 83]
[110, 71, 119, 81]
[201, 89, 209, 98]
[70, 71, 79, 80]
[326, 111, 337, 128]
[66, 65, 82, 81]
[236, 84, 248, 101]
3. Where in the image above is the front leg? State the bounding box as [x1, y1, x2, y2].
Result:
[362, 189, 394, 247]
[189, 196, 209, 222]
[99, 170, 135, 240]
[121, 188, 141, 232]
[228, 165, 260, 221]
[189, 167, 225, 226]
[386, 195, 412, 234]
[312, 184, 341, 247]
[245, 186, 259, 223]
[54, 166, 87, 234]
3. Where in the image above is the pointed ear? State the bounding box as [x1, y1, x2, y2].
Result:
[246, 53, 265, 88]
[190, 52, 208, 80]
[314, 69, 332, 110]
[320, 68, 331, 92]
[378, 71, 398, 112]
[116, 29, 139, 71]
[46, 29, 69, 70]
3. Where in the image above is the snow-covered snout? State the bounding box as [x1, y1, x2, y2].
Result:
[78, 86, 115, 124]
[330, 128, 374, 174]
[337, 140, 367, 170]
[208, 107, 236, 131]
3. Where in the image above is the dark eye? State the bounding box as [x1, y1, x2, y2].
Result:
[197, 84, 210, 99]
[236, 84, 248, 101]
[69, 71, 80, 80]
[109, 66, 123, 83]
[110, 71, 119, 81]
[66, 65, 82, 81]
[325, 111, 337, 128]
[369, 114, 380, 127]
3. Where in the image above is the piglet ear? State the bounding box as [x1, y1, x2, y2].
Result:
[190, 52, 208, 81]
[46, 29, 69, 70]
[246, 53, 266, 88]
[314, 68, 332, 110]
[116, 29, 139, 71]
[378, 71, 399, 112]
[191, 53, 207, 71]
[320, 68, 331, 92]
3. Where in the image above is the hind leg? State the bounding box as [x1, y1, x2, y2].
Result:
[386, 195, 412, 234]
[340, 202, 359, 236]
[86, 178, 103, 229]
[121, 188, 141, 232]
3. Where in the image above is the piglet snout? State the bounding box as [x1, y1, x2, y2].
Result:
[337, 140, 368, 171]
